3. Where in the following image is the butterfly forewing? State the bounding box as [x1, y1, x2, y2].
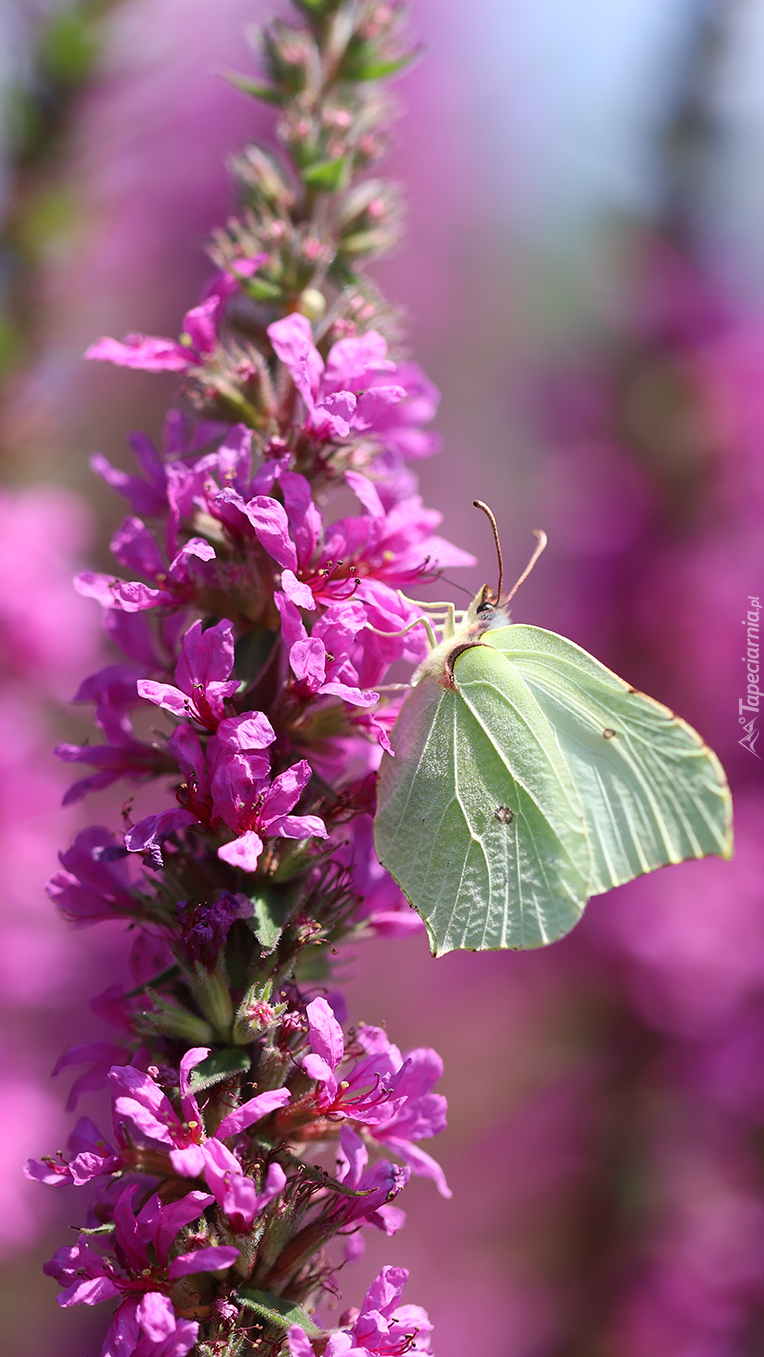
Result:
[486, 625, 733, 895]
[375, 643, 591, 955]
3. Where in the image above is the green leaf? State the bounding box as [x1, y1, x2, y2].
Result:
[375, 617, 732, 955]
[244, 888, 288, 952]
[40, 12, 98, 86]
[80, 1222, 116, 1237]
[188, 1047, 251, 1093]
[341, 45, 422, 83]
[223, 71, 285, 105]
[244, 276, 284, 302]
[300, 157, 347, 191]
[236, 1287, 322, 1338]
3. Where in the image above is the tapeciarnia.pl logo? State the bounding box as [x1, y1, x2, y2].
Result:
[740, 595, 761, 758]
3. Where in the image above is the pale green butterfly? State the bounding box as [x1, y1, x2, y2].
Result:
[374, 502, 733, 956]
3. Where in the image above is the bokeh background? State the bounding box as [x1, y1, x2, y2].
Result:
[1, 0, 764, 1353]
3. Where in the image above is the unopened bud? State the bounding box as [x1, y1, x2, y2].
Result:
[188, 961, 233, 1040]
[296, 288, 326, 321]
[233, 978, 287, 1045]
[135, 997, 214, 1046]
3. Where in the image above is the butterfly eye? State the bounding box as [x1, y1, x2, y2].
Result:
[476, 601, 495, 617]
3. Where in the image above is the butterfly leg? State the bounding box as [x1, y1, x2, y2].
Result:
[365, 615, 439, 648]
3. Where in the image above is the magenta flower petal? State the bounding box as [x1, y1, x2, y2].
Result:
[176, 618, 235, 690]
[267, 313, 324, 404]
[58, 1274, 121, 1308]
[306, 997, 344, 1072]
[84, 334, 191, 371]
[113, 1096, 175, 1146]
[258, 759, 312, 824]
[241, 495, 298, 571]
[181, 297, 220, 357]
[281, 569, 316, 610]
[217, 831, 264, 872]
[275, 592, 308, 647]
[168, 1245, 239, 1279]
[75, 572, 162, 612]
[290, 636, 327, 687]
[214, 711, 276, 751]
[287, 1325, 318, 1357]
[137, 680, 189, 717]
[215, 1087, 291, 1139]
[124, 809, 197, 868]
[136, 1292, 176, 1342]
[170, 1145, 207, 1179]
[274, 813, 328, 840]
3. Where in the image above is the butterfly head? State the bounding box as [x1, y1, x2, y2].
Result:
[466, 585, 510, 636]
[472, 501, 548, 621]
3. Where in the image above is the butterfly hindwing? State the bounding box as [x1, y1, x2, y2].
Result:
[485, 624, 733, 895]
[375, 642, 591, 955]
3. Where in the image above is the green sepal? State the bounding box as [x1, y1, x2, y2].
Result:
[293, 0, 338, 14]
[236, 1287, 322, 1339]
[223, 72, 285, 105]
[80, 1222, 116, 1236]
[188, 1047, 251, 1093]
[341, 46, 422, 83]
[244, 276, 284, 302]
[328, 256, 359, 288]
[300, 157, 347, 191]
[339, 229, 387, 257]
[278, 1148, 374, 1199]
[243, 887, 288, 951]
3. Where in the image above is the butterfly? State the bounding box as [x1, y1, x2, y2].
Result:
[373, 502, 733, 955]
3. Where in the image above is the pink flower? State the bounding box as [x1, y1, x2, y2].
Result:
[124, 808, 198, 870]
[267, 315, 439, 457]
[56, 667, 175, 804]
[47, 827, 136, 925]
[44, 1183, 238, 1357]
[214, 756, 328, 874]
[75, 527, 215, 613]
[300, 1000, 450, 1196]
[84, 296, 222, 373]
[108, 1054, 289, 1230]
[123, 710, 326, 872]
[275, 593, 380, 709]
[25, 1115, 119, 1187]
[137, 619, 239, 731]
[328, 1125, 410, 1235]
[286, 1264, 433, 1356]
[301, 997, 404, 1125]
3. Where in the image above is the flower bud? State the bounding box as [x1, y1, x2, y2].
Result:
[233, 145, 295, 212]
[296, 288, 326, 320]
[187, 960, 234, 1040]
[134, 996, 214, 1045]
[233, 978, 287, 1045]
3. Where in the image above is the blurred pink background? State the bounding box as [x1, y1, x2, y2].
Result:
[1, 1, 763, 1354]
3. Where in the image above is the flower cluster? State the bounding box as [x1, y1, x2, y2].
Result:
[31, 3, 467, 1352]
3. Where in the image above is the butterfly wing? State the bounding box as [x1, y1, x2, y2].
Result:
[487, 624, 733, 895]
[374, 642, 591, 955]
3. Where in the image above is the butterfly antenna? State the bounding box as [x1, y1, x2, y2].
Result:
[436, 573, 474, 599]
[503, 529, 548, 605]
[473, 500, 504, 602]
